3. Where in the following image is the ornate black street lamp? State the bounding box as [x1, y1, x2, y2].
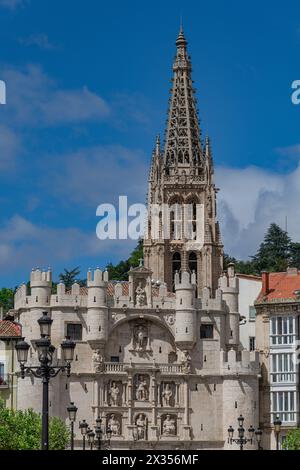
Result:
[79, 419, 89, 450]
[67, 402, 78, 450]
[94, 417, 112, 450]
[15, 311, 76, 450]
[255, 428, 263, 450]
[79, 417, 112, 450]
[273, 415, 282, 451]
[228, 415, 262, 451]
[87, 428, 95, 450]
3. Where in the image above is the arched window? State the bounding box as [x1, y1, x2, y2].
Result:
[189, 252, 197, 276]
[172, 252, 181, 290]
[169, 200, 182, 240]
[185, 200, 197, 241]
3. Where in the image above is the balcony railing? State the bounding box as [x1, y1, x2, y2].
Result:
[104, 363, 183, 374]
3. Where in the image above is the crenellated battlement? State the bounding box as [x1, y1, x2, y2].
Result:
[87, 268, 108, 287]
[200, 287, 225, 311]
[220, 348, 260, 375]
[174, 271, 196, 289]
[30, 268, 52, 287]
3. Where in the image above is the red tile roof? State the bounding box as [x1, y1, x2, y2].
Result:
[0, 320, 22, 338]
[256, 271, 300, 303]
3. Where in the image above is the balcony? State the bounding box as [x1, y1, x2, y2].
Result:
[104, 362, 183, 374]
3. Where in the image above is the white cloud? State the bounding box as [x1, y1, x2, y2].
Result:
[216, 161, 300, 259]
[0, 215, 134, 275]
[44, 144, 148, 207]
[2, 65, 110, 126]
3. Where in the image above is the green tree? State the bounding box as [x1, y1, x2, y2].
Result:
[223, 254, 256, 275]
[106, 240, 143, 281]
[282, 428, 300, 450]
[252, 223, 291, 273]
[0, 288, 15, 314]
[290, 242, 300, 270]
[0, 399, 70, 450]
[59, 267, 86, 289]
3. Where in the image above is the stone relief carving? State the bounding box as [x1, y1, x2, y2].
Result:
[107, 413, 121, 436]
[130, 321, 151, 353]
[166, 314, 175, 326]
[162, 383, 174, 407]
[109, 381, 121, 406]
[135, 413, 147, 440]
[92, 349, 104, 373]
[162, 414, 177, 436]
[135, 281, 147, 306]
[180, 350, 192, 374]
[135, 374, 149, 401]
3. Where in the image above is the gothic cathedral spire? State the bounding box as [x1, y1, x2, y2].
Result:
[144, 28, 223, 296]
[164, 26, 204, 170]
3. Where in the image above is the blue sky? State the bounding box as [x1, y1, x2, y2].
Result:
[1, 0, 300, 286]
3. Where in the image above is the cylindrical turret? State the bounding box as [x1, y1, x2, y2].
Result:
[86, 268, 109, 346]
[175, 271, 196, 348]
[27, 268, 52, 340]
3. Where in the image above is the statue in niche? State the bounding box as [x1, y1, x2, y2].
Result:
[162, 414, 176, 436]
[135, 282, 146, 307]
[133, 324, 148, 351]
[92, 349, 104, 373]
[135, 375, 149, 401]
[181, 350, 192, 374]
[136, 413, 147, 440]
[162, 383, 173, 407]
[109, 381, 121, 406]
[107, 413, 121, 436]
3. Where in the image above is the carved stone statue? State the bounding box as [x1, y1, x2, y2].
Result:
[136, 375, 149, 401]
[107, 413, 121, 436]
[181, 350, 192, 374]
[92, 349, 104, 373]
[136, 414, 147, 440]
[162, 414, 176, 436]
[135, 282, 146, 306]
[109, 381, 120, 406]
[134, 324, 148, 351]
[162, 383, 173, 407]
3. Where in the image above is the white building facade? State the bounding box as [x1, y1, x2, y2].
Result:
[238, 275, 262, 351]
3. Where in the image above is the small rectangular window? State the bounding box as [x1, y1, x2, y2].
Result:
[66, 323, 82, 341]
[249, 306, 256, 321]
[249, 337, 255, 351]
[200, 324, 214, 339]
[110, 356, 119, 363]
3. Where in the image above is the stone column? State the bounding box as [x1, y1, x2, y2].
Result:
[175, 382, 180, 407]
[103, 380, 108, 406]
[127, 375, 133, 424]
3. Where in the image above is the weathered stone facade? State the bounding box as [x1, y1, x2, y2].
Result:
[14, 263, 259, 449]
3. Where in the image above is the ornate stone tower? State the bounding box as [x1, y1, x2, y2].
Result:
[144, 27, 223, 296]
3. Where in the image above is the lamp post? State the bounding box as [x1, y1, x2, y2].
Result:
[228, 415, 262, 451]
[87, 428, 95, 450]
[255, 428, 263, 450]
[273, 415, 282, 451]
[80, 417, 112, 450]
[67, 402, 78, 450]
[79, 419, 89, 450]
[15, 311, 76, 450]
